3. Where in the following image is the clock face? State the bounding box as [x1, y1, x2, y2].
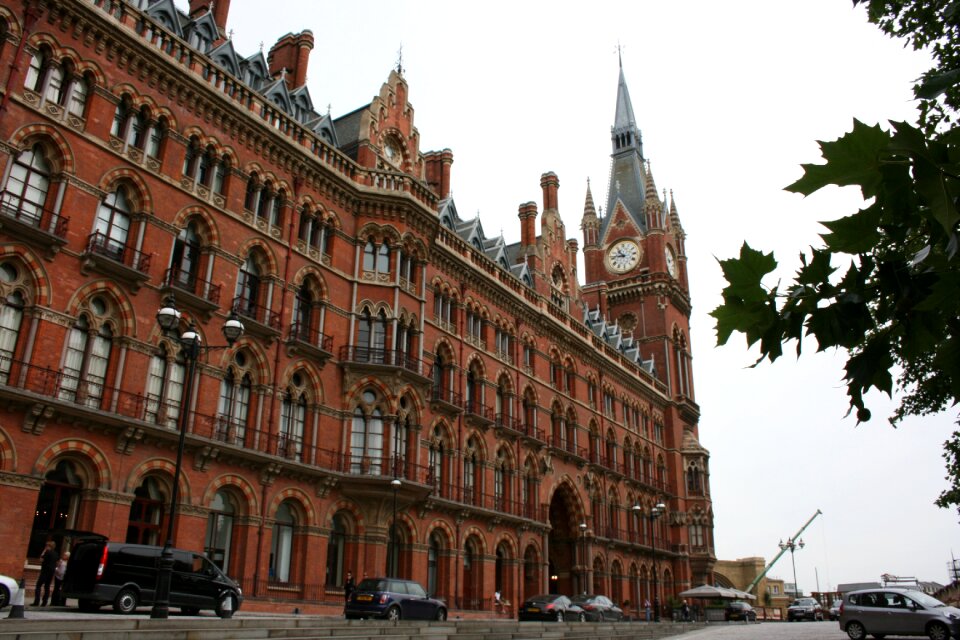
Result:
[607, 239, 641, 273]
[383, 138, 401, 165]
[665, 246, 677, 277]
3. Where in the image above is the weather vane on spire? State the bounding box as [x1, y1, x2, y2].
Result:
[396, 43, 404, 75]
[614, 41, 625, 67]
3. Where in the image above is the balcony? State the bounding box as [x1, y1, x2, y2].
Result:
[160, 267, 221, 318]
[0, 191, 69, 258]
[464, 399, 495, 429]
[285, 321, 333, 365]
[520, 423, 546, 445]
[547, 434, 587, 462]
[495, 413, 524, 438]
[81, 232, 151, 290]
[233, 295, 281, 341]
[430, 386, 463, 415]
[339, 346, 431, 387]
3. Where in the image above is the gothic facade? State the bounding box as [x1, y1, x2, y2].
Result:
[0, 0, 714, 615]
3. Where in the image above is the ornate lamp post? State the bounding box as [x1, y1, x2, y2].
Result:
[579, 522, 588, 595]
[779, 537, 805, 599]
[649, 502, 666, 622]
[150, 296, 243, 619]
[388, 478, 401, 577]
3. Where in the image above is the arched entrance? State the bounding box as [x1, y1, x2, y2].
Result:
[547, 483, 582, 597]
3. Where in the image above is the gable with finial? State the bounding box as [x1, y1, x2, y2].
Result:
[145, 0, 184, 38]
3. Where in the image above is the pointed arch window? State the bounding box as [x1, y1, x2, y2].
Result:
[217, 366, 251, 444]
[3, 145, 52, 223]
[60, 314, 112, 408]
[94, 188, 133, 261]
[427, 424, 445, 491]
[204, 489, 236, 572]
[279, 386, 307, 461]
[126, 476, 163, 545]
[463, 440, 479, 505]
[145, 343, 185, 429]
[0, 287, 24, 382]
[325, 513, 346, 587]
[351, 390, 384, 474]
[170, 222, 202, 289]
[235, 255, 261, 317]
[269, 502, 294, 583]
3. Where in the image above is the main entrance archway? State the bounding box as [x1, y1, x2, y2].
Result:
[547, 483, 583, 597]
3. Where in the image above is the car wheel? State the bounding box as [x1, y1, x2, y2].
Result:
[386, 605, 401, 621]
[0, 584, 9, 610]
[215, 592, 237, 619]
[928, 622, 949, 640]
[846, 620, 867, 640]
[113, 588, 138, 614]
[578, 612, 586, 622]
[556, 610, 564, 622]
[435, 607, 447, 621]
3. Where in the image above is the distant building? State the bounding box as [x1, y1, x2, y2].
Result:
[0, 0, 714, 615]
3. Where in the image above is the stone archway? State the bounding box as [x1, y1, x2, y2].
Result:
[547, 483, 583, 597]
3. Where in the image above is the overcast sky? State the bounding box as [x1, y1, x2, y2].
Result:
[211, 1, 959, 591]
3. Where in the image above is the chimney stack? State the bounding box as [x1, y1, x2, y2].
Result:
[424, 150, 454, 199]
[518, 202, 538, 248]
[268, 30, 314, 90]
[541, 172, 559, 211]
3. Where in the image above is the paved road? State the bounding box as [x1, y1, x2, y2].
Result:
[677, 621, 849, 640]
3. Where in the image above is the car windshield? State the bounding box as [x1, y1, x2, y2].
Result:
[528, 594, 554, 601]
[904, 590, 946, 608]
[570, 595, 594, 603]
[356, 578, 386, 591]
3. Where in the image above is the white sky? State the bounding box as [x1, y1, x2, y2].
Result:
[211, 0, 959, 590]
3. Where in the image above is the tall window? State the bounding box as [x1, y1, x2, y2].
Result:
[393, 403, 412, 476]
[169, 223, 201, 289]
[60, 313, 112, 408]
[29, 460, 82, 557]
[126, 477, 163, 545]
[144, 343, 185, 428]
[325, 513, 346, 587]
[94, 188, 133, 260]
[24, 51, 88, 116]
[463, 438, 480, 504]
[351, 390, 384, 474]
[269, 502, 294, 583]
[235, 255, 261, 316]
[356, 308, 387, 361]
[427, 532, 442, 596]
[279, 381, 307, 461]
[217, 364, 251, 444]
[0, 261, 25, 381]
[2, 145, 51, 222]
[428, 424, 445, 489]
[205, 489, 236, 572]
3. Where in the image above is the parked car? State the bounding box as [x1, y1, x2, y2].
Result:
[62, 540, 242, 617]
[725, 600, 757, 621]
[839, 587, 960, 640]
[344, 577, 447, 621]
[829, 598, 843, 620]
[518, 594, 586, 622]
[0, 573, 20, 610]
[569, 594, 623, 621]
[788, 597, 824, 621]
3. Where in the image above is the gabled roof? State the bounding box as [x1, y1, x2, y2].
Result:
[145, 0, 183, 38]
[584, 306, 658, 378]
[306, 113, 339, 147]
[208, 40, 242, 77]
[261, 77, 292, 112]
[240, 51, 270, 91]
[183, 11, 218, 53]
[290, 86, 314, 121]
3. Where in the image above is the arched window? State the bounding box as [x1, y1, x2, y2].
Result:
[393, 398, 414, 477]
[0, 261, 26, 381]
[217, 360, 252, 444]
[126, 477, 163, 545]
[279, 380, 307, 461]
[93, 188, 133, 261]
[2, 145, 51, 223]
[428, 424, 446, 492]
[351, 389, 384, 474]
[29, 460, 83, 557]
[169, 222, 202, 289]
[494, 449, 511, 511]
[686, 463, 703, 495]
[325, 513, 347, 587]
[145, 342, 185, 429]
[146, 117, 166, 159]
[244, 173, 260, 211]
[269, 502, 295, 583]
[463, 438, 480, 505]
[234, 254, 261, 317]
[60, 313, 112, 408]
[427, 531, 442, 596]
[205, 489, 237, 572]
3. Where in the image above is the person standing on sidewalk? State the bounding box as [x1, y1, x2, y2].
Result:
[31, 541, 57, 606]
[51, 550, 70, 606]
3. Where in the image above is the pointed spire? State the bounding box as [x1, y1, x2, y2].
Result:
[583, 177, 597, 219]
[645, 161, 659, 200]
[613, 65, 637, 130]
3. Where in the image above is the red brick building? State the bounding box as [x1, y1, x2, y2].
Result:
[0, 0, 714, 615]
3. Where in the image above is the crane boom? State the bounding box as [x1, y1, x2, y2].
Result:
[745, 509, 822, 594]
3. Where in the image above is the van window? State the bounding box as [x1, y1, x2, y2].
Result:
[119, 546, 156, 568]
[194, 555, 218, 576]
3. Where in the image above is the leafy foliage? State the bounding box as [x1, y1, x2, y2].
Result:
[712, 0, 960, 514]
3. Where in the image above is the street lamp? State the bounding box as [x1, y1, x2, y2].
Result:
[649, 502, 666, 622]
[150, 296, 243, 619]
[579, 522, 587, 595]
[388, 478, 401, 577]
[779, 537, 805, 599]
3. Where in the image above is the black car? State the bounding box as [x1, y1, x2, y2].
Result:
[570, 594, 623, 621]
[725, 600, 757, 621]
[344, 577, 447, 621]
[787, 597, 824, 621]
[62, 540, 242, 617]
[518, 594, 586, 622]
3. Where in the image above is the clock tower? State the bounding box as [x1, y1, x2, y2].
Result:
[581, 61, 692, 401]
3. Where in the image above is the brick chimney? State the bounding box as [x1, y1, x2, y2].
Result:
[267, 30, 314, 90]
[541, 171, 559, 211]
[424, 149, 454, 199]
[518, 202, 538, 248]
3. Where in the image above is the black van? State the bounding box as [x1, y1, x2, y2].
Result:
[62, 540, 242, 617]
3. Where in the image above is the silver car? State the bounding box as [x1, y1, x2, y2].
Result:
[839, 587, 960, 640]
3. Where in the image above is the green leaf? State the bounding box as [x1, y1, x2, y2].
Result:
[716, 243, 778, 303]
[821, 206, 884, 254]
[786, 120, 891, 198]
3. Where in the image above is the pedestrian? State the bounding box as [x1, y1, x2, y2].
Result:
[32, 541, 57, 606]
[51, 550, 70, 606]
[644, 598, 651, 621]
[343, 571, 355, 602]
[681, 599, 690, 621]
